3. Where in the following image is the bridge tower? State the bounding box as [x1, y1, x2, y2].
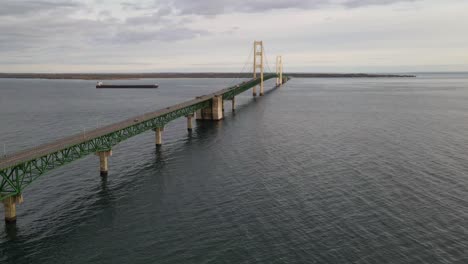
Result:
[253, 41, 264, 96]
[276, 55, 283, 86]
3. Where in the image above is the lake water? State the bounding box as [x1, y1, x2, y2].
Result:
[1, 74, 468, 263]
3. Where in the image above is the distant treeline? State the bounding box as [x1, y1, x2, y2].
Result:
[0, 72, 415, 80]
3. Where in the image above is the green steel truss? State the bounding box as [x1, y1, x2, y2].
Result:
[221, 73, 277, 100]
[0, 75, 286, 201]
[0, 99, 211, 200]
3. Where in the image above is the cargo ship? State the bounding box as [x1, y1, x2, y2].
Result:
[96, 82, 158, 89]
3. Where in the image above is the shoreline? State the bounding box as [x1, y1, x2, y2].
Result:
[0, 72, 416, 80]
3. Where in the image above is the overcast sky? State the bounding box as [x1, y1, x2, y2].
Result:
[0, 0, 467, 73]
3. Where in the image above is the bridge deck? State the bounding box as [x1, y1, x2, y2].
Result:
[0, 95, 210, 170]
[0, 74, 277, 171]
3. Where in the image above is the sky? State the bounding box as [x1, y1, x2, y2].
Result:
[0, 0, 467, 73]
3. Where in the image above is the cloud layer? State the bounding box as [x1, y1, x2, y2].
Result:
[0, 0, 466, 72]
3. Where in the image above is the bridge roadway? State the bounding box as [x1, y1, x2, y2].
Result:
[0, 93, 211, 169]
[0, 73, 283, 203]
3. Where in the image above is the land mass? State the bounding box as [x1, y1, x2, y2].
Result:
[0, 72, 416, 80]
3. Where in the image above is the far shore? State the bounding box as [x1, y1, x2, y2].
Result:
[0, 72, 416, 80]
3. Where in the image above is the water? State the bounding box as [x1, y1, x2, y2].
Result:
[1, 74, 468, 263]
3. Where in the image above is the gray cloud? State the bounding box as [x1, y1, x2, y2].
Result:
[121, 2, 154, 11]
[343, 0, 417, 8]
[118, 0, 419, 17]
[4, 0, 464, 73]
[166, 0, 323, 15]
[124, 6, 174, 25]
[0, 0, 206, 55]
[0, 0, 81, 16]
[0, 0, 423, 49]
[156, 0, 419, 15]
[110, 27, 209, 44]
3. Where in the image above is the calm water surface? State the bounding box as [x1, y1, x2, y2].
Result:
[1, 74, 468, 263]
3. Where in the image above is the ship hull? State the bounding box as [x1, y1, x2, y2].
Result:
[96, 84, 158, 89]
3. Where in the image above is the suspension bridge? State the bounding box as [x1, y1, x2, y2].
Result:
[0, 41, 287, 223]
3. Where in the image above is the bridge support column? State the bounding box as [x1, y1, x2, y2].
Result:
[97, 150, 112, 176]
[196, 107, 211, 120]
[196, 96, 223, 121]
[212, 95, 223, 120]
[155, 127, 164, 146]
[252, 85, 257, 97]
[2, 194, 23, 223]
[196, 96, 211, 120]
[232, 97, 236, 112]
[187, 114, 194, 131]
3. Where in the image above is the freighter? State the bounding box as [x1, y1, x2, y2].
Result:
[96, 82, 159, 88]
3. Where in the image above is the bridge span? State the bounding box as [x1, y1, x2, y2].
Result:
[0, 41, 287, 223]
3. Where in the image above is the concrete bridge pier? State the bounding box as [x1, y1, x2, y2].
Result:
[196, 95, 224, 121]
[97, 150, 112, 176]
[155, 127, 164, 146]
[2, 194, 23, 223]
[196, 96, 211, 120]
[196, 107, 211, 120]
[212, 95, 223, 120]
[186, 114, 194, 131]
[231, 97, 236, 112]
[252, 86, 257, 97]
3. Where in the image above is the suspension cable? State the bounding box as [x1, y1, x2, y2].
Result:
[262, 46, 274, 74]
[227, 46, 254, 87]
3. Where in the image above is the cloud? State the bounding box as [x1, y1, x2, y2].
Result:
[342, 0, 417, 8]
[110, 27, 209, 44]
[1, 0, 467, 73]
[121, 2, 152, 11]
[165, 0, 321, 15]
[0, 0, 206, 54]
[0, 0, 81, 16]
[158, 0, 420, 16]
[124, 6, 174, 25]
[0, 0, 417, 49]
